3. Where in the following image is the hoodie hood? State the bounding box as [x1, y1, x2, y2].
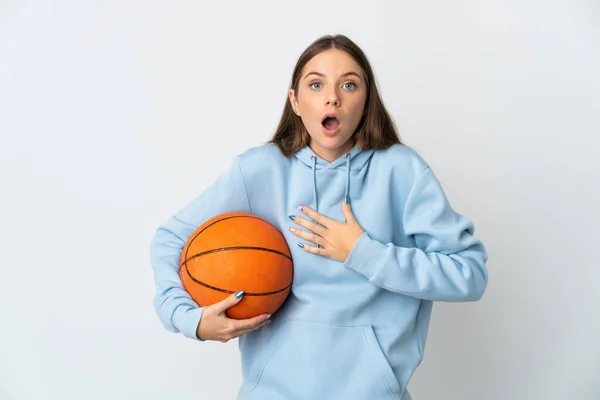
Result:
[293, 144, 374, 171]
[293, 145, 375, 235]
[152, 140, 488, 400]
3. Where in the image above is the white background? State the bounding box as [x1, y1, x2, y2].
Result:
[1, 1, 599, 399]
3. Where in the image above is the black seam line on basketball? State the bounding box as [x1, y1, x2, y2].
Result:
[180, 246, 292, 268]
[184, 265, 292, 296]
[185, 215, 274, 264]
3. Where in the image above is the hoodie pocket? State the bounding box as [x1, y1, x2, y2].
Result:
[246, 319, 402, 400]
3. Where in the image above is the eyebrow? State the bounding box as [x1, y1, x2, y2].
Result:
[303, 71, 362, 81]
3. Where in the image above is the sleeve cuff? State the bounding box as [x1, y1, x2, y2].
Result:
[172, 306, 205, 341]
[343, 231, 386, 279]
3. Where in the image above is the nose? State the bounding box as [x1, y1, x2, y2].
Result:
[325, 88, 340, 107]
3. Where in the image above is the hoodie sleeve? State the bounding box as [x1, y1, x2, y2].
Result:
[150, 156, 252, 340]
[343, 166, 488, 302]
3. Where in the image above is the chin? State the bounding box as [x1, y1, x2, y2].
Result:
[321, 135, 353, 147]
[311, 138, 344, 149]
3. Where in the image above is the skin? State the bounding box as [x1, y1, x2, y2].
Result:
[196, 49, 369, 341]
[289, 204, 365, 262]
[288, 49, 368, 263]
[196, 292, 270, 342]
[289, 48, 368, 163]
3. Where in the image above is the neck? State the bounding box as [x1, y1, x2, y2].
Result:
[309, 139, 355, 163]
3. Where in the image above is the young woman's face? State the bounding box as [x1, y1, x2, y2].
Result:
[289, 49, 367, 162]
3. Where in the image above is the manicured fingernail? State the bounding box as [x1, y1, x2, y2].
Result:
[289, 227, 296, 233]
[297, 243, 304, 248]
[265, 319, 272, 325]
[345, 195, 351, 204]
[298, 206, 304, 212]
[235, 290, 244, 299]
[288, 215, 295, 220]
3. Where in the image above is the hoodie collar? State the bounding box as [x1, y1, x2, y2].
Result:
[292, 144, 374, 228]
[293, 144, 374, 171]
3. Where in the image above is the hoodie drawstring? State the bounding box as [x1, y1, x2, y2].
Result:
[311, 155, 318, 215]
[309, 152, 352, 249]
[310, 152, 352, 213]
[345, 152, 350, 202]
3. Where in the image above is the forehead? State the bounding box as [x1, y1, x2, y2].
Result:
[303, 49, 363, 77]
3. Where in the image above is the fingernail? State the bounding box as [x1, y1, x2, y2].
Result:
[235, 290, 244, 299]
[265, 319, 272, 325]
[298, 206, 304, 212]
[288, 215, 295, 220]
[345, 195, 351, 204]
[297, 243, 304, 248]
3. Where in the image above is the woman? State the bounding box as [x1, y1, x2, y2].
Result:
[150, 34, 488, 400]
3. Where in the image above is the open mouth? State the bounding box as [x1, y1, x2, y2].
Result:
[321, 114, 341, 131]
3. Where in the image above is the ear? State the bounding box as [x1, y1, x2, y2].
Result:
[289, 89, 300, 116]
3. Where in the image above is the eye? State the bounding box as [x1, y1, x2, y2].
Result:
[343, 82, 357, 90]
[309, 82, 323, 90]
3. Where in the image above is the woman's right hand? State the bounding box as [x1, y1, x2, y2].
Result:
[196, 291, 271, 342]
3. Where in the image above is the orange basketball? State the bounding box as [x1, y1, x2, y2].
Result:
[179, 212, 293, 319]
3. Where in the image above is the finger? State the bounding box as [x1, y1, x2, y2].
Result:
[232, 318, 271, 338]
[298, 241, 327, 256]
[290, 213, 327, 235]
[297, 206, 334, 229]
[215, 290, 245, 313]
[228, 313, 271, 333]
[224, 325, 264, 341]
[341, 199, 355, 223]
[288, 226, 325, 247]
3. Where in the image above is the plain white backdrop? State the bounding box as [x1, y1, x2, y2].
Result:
[1, 1, 599, 399]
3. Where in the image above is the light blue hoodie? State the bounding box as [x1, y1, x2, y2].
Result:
[150, 142, 488, 400]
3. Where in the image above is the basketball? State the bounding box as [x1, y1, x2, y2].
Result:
[179, 212, 294, 319]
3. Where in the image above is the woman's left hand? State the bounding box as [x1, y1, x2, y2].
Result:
[288, 200, 365, 263]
